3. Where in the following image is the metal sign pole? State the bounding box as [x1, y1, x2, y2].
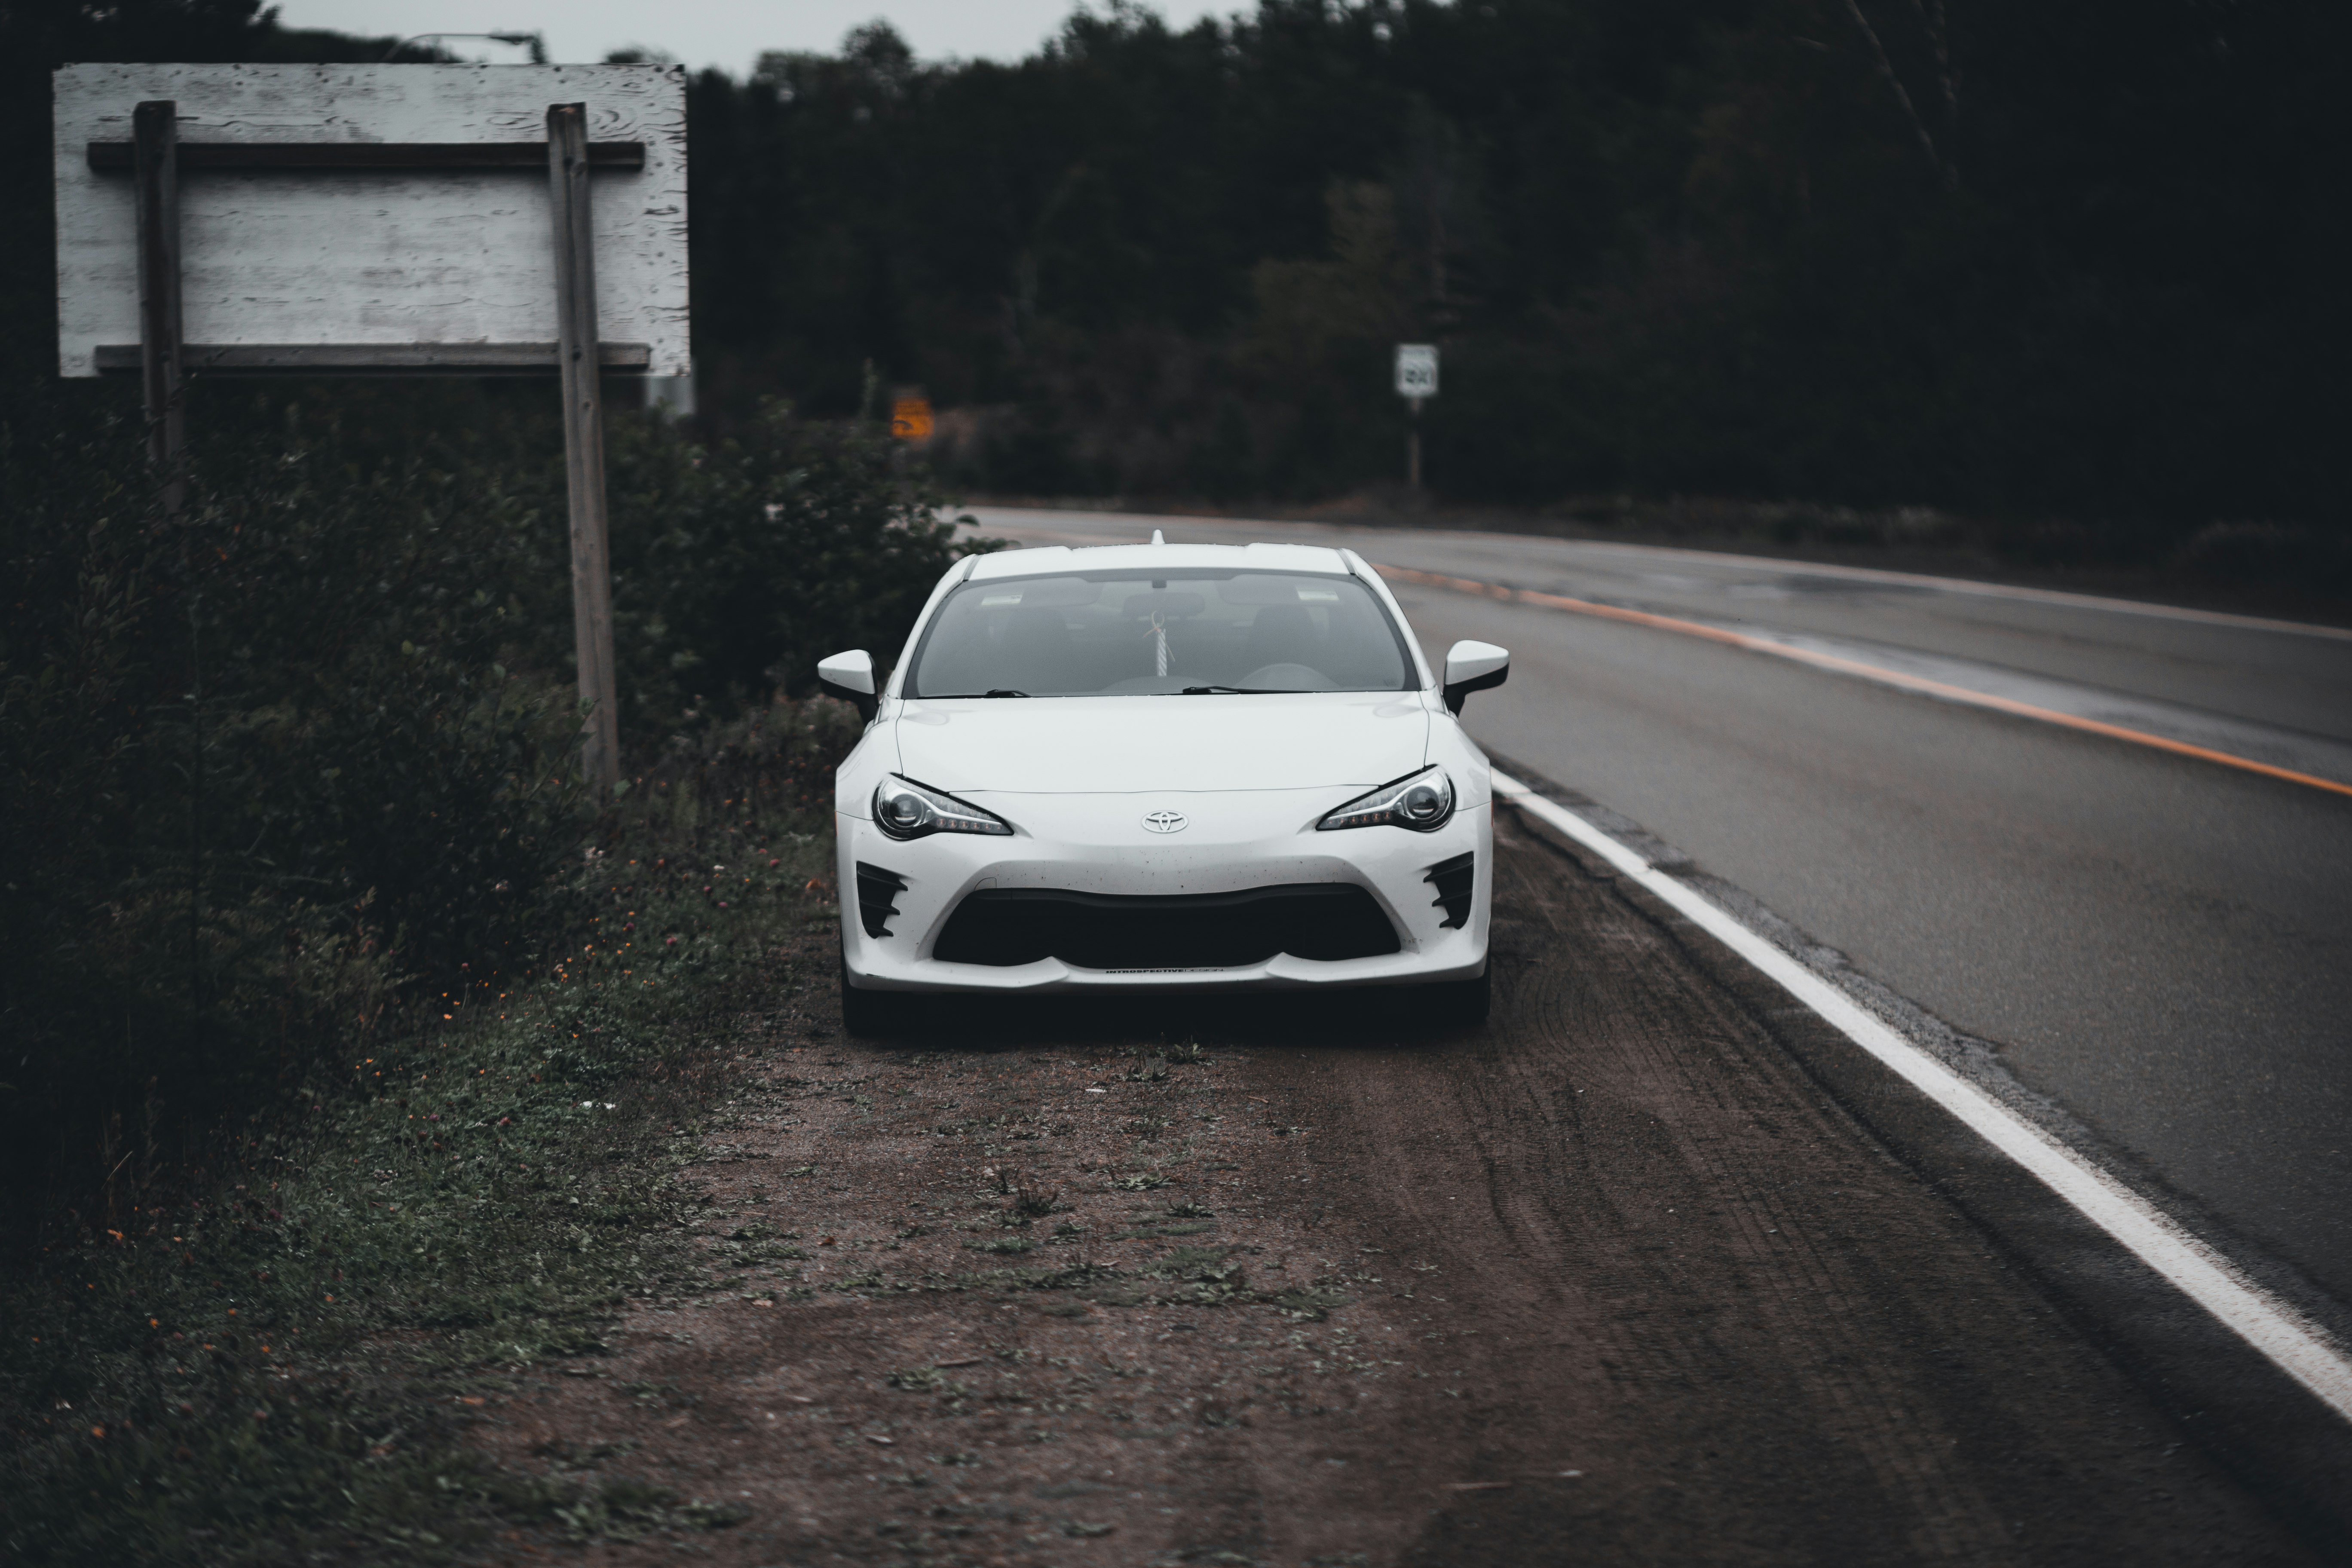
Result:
[1394, 343, 1438, 497]
[1408, 395, 1424, 492]
[548, 102, 622, 800]
[132, 100, 186, 517]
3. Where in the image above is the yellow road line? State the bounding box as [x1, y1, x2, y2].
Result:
[1375, 564, 2352, 801]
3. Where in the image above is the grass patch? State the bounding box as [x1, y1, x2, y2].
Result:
[0, 784, 838, 1565]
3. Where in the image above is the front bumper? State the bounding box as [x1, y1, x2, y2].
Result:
[838, 788, 1491, 993]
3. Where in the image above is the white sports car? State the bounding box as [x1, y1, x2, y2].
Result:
[817, 534, 1510, 1036]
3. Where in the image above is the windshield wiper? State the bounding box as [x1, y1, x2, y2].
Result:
[1179, 685, 1310, 695]
[981, 689, 1031, 698]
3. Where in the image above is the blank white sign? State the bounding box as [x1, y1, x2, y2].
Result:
[52, 63, 689, 377]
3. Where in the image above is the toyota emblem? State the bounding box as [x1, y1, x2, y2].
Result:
[1141, 810, 1188, 834]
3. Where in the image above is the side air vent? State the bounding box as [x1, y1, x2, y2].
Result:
[1424, 852, 1475, 930]
[855, 862, 908, 938]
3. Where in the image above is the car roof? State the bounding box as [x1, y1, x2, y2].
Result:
[964, 541, 1356, 581]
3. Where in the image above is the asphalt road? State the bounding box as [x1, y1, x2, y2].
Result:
[961, 507, 2352, 1313]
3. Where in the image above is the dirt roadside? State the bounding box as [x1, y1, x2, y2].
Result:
[468, 811, 2318, 1567]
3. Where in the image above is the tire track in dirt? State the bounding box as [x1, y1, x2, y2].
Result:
[1421, 826, 2012, 1559]
[1232, 814, 2316, 1566]
[466, 811, 2321, 1568]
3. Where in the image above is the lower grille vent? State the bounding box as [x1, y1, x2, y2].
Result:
[933, 883, 1400, 969]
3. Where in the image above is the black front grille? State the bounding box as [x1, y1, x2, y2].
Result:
[933, 883, 1400, 969]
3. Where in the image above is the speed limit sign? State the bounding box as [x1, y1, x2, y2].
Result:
[1395, 343, 1439, 398]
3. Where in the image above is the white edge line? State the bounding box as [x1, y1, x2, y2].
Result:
[1490, 767, 2352, 1422]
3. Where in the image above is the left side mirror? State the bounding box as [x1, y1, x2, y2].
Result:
[1442, 640, 1509, 716]
[818, 649, 879, 722]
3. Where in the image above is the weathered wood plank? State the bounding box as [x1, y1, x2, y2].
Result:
[55, 65, 689, 378]
[89, 140, 646, 171]
[92, 341, 652, 374]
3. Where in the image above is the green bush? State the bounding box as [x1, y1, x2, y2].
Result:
[599, 400, 971, 726]
[0, 405, 584, 1228]
[0, 751, 844, 1566]
[0, 385, 978, 1234]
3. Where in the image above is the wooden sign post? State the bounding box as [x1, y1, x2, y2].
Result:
[55, 65, 690, 800]
[547, 103, 620, 794]
[131, 101, 185, 515]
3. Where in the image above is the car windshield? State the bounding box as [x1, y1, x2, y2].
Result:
[904, 569, 1418, 698]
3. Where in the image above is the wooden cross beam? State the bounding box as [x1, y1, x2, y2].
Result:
[89, 140, 646, 171]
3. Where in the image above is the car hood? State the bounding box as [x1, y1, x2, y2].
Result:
[891, 694, 1431, 794]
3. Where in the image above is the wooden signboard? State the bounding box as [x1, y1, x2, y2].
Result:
[51, 64, 692, 797]
[53, 64, 688, 379]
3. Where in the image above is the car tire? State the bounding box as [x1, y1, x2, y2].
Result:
[1424, 964, 1492, 1029]
[839, 939, 907, 1040]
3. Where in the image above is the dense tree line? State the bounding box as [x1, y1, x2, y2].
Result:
[688, 0, 2346, 555]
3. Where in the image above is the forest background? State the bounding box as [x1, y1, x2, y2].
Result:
[701, 0, 2349, 581]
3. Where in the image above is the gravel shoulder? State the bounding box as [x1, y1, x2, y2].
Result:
[471, 812, 2320, 1567]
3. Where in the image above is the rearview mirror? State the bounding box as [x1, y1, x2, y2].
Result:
[1442, 640, 1509, 716]
[818, 649, 878, 721]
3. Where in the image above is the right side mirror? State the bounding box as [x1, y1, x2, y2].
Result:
[817, 649, 879, 722]
[1442, 640, 1509, 716]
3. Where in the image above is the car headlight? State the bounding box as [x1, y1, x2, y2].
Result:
[1317, 766, 1455, 832]
[872, 775, 1014, 840]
